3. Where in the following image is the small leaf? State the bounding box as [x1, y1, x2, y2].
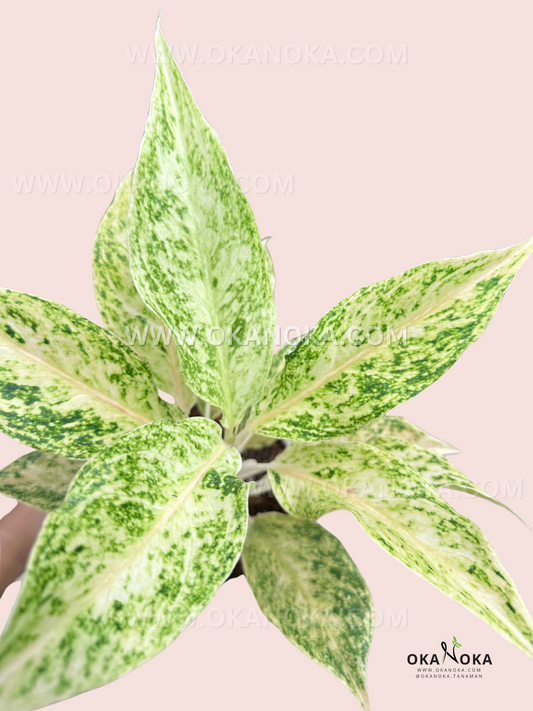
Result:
[243, 513, 373, 710]
[456, 643, 462, 648]
[335, 415, 460, 457]
[0, 451, 85, 511]
[364, 434, 528, 526]
[268, 335, 304, 380]
[0, 289, 164, 457]
[128, 22, 276, 430]
[0, 418, 248, 711]
[452, 636, 457, 644]
[268, 441, 533, 659]
[249, 239, 533, 440]
[93, 171, 194, 413]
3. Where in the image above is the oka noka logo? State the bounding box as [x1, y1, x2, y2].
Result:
[407, 636, 493, 666]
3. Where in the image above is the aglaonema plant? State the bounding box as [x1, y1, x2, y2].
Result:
[0, 18, 532, 711]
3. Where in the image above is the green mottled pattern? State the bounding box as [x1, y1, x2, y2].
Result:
[243, 513, 373, 710]
[0, 419, 248, 711]
[0, 289, 164, 458]
[93, 172, 193, 413]
[250, 239, 533, 440]
[128, 23, 276, 430]
[269, 441, 533, 658]
[159, 399, 187, 422]
[366, 434, 527, 525]
[0, 451, 85, 511]
[336, 415, 460, 456]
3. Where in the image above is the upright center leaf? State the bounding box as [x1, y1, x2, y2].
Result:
[128, 23, 276, 430]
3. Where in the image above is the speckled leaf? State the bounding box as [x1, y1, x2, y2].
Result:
[0, 451, 85, 511]
[0, 289, 164, 458]
[243, 513, 373, 710]
[365, 434, 528, 526]
[269, 441, 533, 658]
[0, 418, 248, 711]
[335, 415, 460, 457]
[249, 239, 533, 440]
[128, 22, 276, 431]
[93, 171, 194, 413]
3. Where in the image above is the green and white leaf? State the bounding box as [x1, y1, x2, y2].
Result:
[250, 238, 533, 440]
[0, 289, 164, 458]
[0, 418, 248, 711]
[93, 171, 194, 413]
[0, 451, 85, 511]
[261, 236, 276, 294]
[335, 415, 460, 457]
[364, 434, 529, 527]
[128, 22, 276, 431]
[243, 513, 373, 710]
[268, 441, 533, 658]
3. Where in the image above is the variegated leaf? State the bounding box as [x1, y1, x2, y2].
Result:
[336, 414, 460, 456]
[128, 22, 276, 432]
[159, 399, 187, 422]
[268, 441, 533, 658]
[0, 451, 85, 511]
[0, 289, 164, 458]
[243, 513, 373, 710]
[365, 434, 528, 526]
[0, 418, 248, 711]
[93, 171, 194, 413]
[261, 236, 276, 294]
[249, 238, 533, 440]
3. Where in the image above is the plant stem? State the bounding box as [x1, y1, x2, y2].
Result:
[235, 430, 253, 453]
[237, 459, 270, 480]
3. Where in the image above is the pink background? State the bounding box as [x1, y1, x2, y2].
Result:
[1, 1, 532, 709]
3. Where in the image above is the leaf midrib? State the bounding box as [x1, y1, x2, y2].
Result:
[271, 462, 532, 653]
[0, 440, 228, 678]
[157, 34, 235, 425]
[0, 333, 151, 425]
[251, 243, 528, 429]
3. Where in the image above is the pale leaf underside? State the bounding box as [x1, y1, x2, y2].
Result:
[243, 513, 373, 710]
[0, 451, 85, 511]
